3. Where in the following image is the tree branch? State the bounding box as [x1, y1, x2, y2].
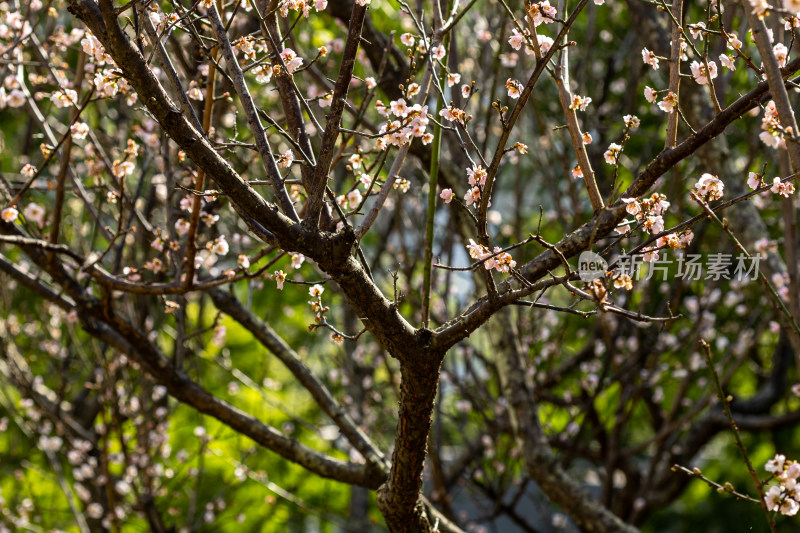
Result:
[303, 1, 369, 226]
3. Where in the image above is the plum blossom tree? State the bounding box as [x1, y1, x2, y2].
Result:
[4, 0, 800, 532]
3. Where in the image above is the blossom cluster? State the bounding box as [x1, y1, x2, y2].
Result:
[604, 143, 623, 165]
[639, 25, 746, 115]
[81, 31, 137, 104]
[624, 192, 667, 224]
[747, 172, 796, 197]
[438, 164, 492, 209]
[689, 60, 717, 85]
[765, 454, 800, 516]
[466, 239, 517, 273]
[278, 0, 328, 18]
[694, 173, 725, 202]
[508, 27, 554, 58]
[1, 202, 46, 228]
[599, 115, 640, 169]
[619, 192, 690, 263]
[760, 100, 788, 150]
[307, 283, 330, 323]
[273, 253, 304, 291]
[375, 99, 431, 148]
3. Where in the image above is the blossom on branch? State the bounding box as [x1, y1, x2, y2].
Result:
[604, 143, 622, 164]
[694, 173, 724, 201]
[658, 91, 678, 113]
[1, 207, 18, 223]
[527, 1, 557, 26]
[641, 48, 659, 69]
[771, 177, 796, 197]
[569, 95, 592, 111]
[467, 165, 487, 187]
[719, 54, 736, 70]
[280, 48, 303, 74]
[690, 61, 718, 84]
[506, 79, 523, 99]
[24, 203, 45, 228]
[644, 86, 657, 104]
[274, 270, 286, 290]
[748, 172, 762, 190]
[440, 188, 454, 204]
[508, 28, 526, 50]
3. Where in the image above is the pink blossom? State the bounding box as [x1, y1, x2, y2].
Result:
[208, 235, 229, 256]
[440, 188, 454, 204]
[506, 79, 523, 99]
[274, 270, 286, 290]
[527, 1, 557, 26]
[280, 48, 303, 74]
[694, 173, 724, 201]
[623, 115, 640, 129]
[175, 218, 189, 236]
[508, 29, 526, 51]
[780, 498, 799, 516]
[70, 122, 90, 139]
[1, 207, 18, 223]
[642, 48, 659, 69]
[767, 454, 787, 474]
[622, 198, 641, 216]
[690, 60, 718, 84]
[21, 164, 37, 178]
[290, 253, 305, 269]
[771, 177, 796, 197]
[466, 239, 488, 260]
[644, 215, 664, 234]
[748, 172, 761, 190]
[658, 92, 678, 113]
[644, 86, 657, 104]
[309, 284, 324, 297]
[765, 485, 782, 512]
[604, 143, 622, 164]
[467, 165, 487, 187]
[277, 150, 294, 168]
[760, 130, 785, 149]
[750, 0, 770, 16]
[24, 202, 46, 228]
[50, 89, 77, 108]
[347, 189, 363, 207]
[719, 54, 736, 70]
[464, 186, 481, 206]
[727, 33, 742, 50]
[537, 35, 554, 55]
[500, 53, 519, 67]
[390, 98, 409, 117]
[439, 106, 465, 123]
[773, 43, 789, 68]
[6, 89, 26, 108]
[569, 95, 592, 111]
[642, 247, 659, 262]
[688, 22, 706, 40]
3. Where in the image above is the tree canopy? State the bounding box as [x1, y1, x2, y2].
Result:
[2, 0, 800, 532]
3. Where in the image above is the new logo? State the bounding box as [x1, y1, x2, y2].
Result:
[578, 251, 607, 282]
